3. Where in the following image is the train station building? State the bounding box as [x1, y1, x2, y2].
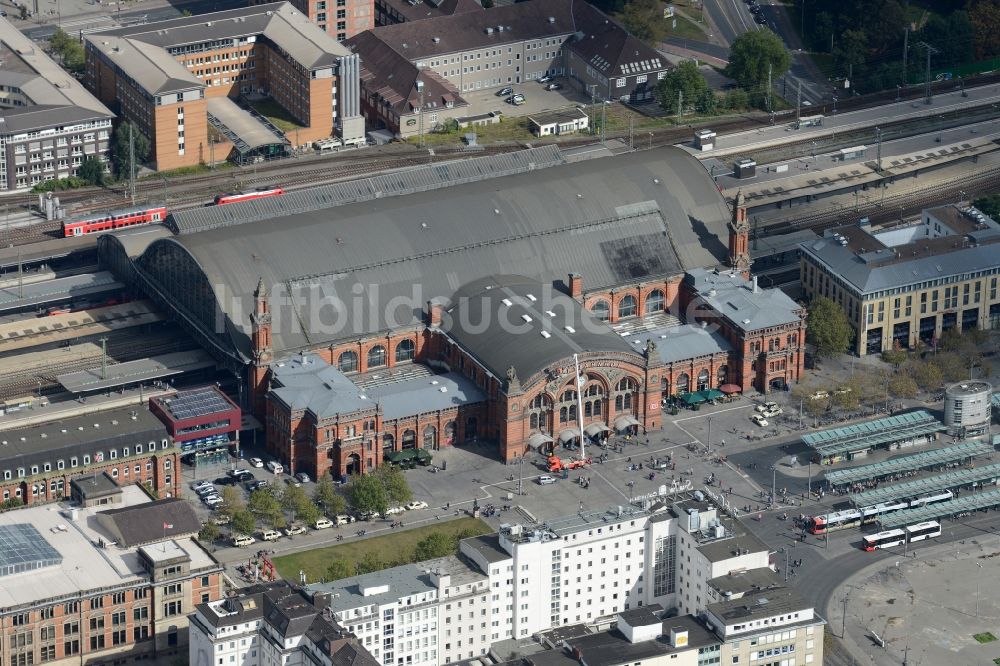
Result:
[102, 146, 807, 478]
[800, 203, 1000, 356]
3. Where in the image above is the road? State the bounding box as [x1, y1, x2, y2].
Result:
[661, 0, 830, 104]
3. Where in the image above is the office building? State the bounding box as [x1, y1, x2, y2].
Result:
[0, 17, 114, 192]
[85, 2, 363, 170]
[799, 203, 1000, 355]
[252, 0, 375, 41]
[0, 485, 223, 665]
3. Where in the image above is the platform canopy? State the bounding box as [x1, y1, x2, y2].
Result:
[824, 440, 996, 486]
[879, 488, 1000, 529]
[850, 462, 1000, 507]
[57, 350, 215, 393]
[803, 410, 945, 459]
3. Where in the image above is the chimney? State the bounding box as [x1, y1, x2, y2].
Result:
[568, 273, 583, 298]
[752, 275, 759, 293]
[427, 298, 444, 327]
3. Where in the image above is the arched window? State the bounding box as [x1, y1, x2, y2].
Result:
[423, 425, 436, 449]
[530, 413, 539, 429]
[585, 384, 603, 397]
[591, 299, 610, 321]
[561, 390, 577, 403]
[382, 433, 395, 454]
[645, 289, 665, 314]
[697, 369, 710, 391]
[338, 351, 358, 373]
[592, 400, 602, 415]
[559, 406, 568, 423]
[615, 395, 623, 411]
[717, 365, 728, 385]
[623, 392, 632, 410]
[618, 294, 637, 318]
[395, 339, 415, 363]
[401, 429, 416, 450]
[676, 373, 690, 393]
[568, 404, 577, 421]
[616, 378, 638, 392]
[444, 421, 456, 446]
[367, 345, 386, 368]
[585, 402, 592, 418]
[530, 394, 552, 409]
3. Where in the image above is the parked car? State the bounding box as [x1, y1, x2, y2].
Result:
[260, 530, 281, 542]
[284, 477, 301, 487]
[295, 472, 311, 484]
[763, 407, 783, 418]
[810, 390, 830, 400]
[496, 86, 514, 97]
[755, 401, 778, 414]
[232, 534, 256, 547]
[211, 514, 232, 526]
[191, 480, 213, 491]
[314, 518, 334, 530]
[246, 479, 269, 491]
[248, 457, 264, 468]
[405, 500, 428, 511]
[213, 476, 239, 487]
[750, 414, 769, 427]
[285, 524, 307, 536]
[203, 496, 223, 507]
[537, 475, 557, 485]
[385, 505, 406, 516]
[196, 485, 217, 497]
[754, 13, 767, 23]
[334, 514, 355, 525]
[511, 93, 526, 105]
[266, 460, 284, 474]
[546, 83, 562, 91]
[228, 468, 253, 480]
[538, 75, 553, 83]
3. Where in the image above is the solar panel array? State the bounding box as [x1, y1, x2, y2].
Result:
[163, 387, 232, 421]
[0, 524, 62, 578]
[168, 145, 565, 235]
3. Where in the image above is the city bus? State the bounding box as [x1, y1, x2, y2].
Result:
[909, 490, 953, 508]
[905, 520, 942, 543]
[794, 114, 824, 129]
[863, 528, 907, 551]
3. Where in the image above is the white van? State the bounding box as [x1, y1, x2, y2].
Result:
[314, 517, 334, 530]
[232, 534, 256, 547]
[334, 514, 354, 526]
[266, 460, 284, 474]
[260, 530, 281, 542]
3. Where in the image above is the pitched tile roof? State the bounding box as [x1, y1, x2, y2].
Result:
[98, 498, 202, 547]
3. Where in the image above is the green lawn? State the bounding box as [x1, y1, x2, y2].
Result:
[249, 98, 304, 132]
[664, 10, 709, 42]
[271, 517, 491, 584]
[974, 632, 997, 644]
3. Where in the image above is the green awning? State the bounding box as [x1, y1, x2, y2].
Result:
[679, 392, 706, 405]
[700, 389, 724, 401]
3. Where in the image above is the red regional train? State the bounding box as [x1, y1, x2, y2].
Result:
[213, 186, 285, 205]
[62, 205, 167, 237]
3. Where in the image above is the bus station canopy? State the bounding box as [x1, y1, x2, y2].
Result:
[879, 488, 1000, 529]
[824, 440, 997, 487]
[803, 410, 945, 459]
[850, 462, 1000, 507]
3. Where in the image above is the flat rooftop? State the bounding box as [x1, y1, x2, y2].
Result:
[707, 586, 813, 625]
[56, 349, 215, 393]
[308, 564, 436, 613]
[0, 486, 216, 610]
[0, 272, 122, 312]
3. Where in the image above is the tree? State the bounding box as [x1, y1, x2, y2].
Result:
[248, 487, 284, 528]
[724, 30, 791, 92]
[806, 297, 853, 357]
[346, 474, 388, 516]
[888, 372, 918, 400]
[314, 475, 347, 517]
[413, 532, 454, 561]
[810, 12, 834, 52]
[722, 88, 749, 111]
[619, 0, 668, 46]
[49, 28, 85, 74]
[906, 359, 943, 392]
[231, 510, 256, 537]
[376, 465, 412, 506]
[355, 552, 385, 575]
[198, 522, 220, 544]
[326, 559, 355, 581]
[110, 120, 151, 181]
[880, 347, 908, 368]
[966, 0, 1000, 60]
[655, 60, 708, 115]
[697, 90, 718, 115]
[218, 486, 245, 519]
[281, 483, 309, 515]
[75, 156, 106, 186]
[833, 29, 868, 77]
[975, 194, 1000, 220]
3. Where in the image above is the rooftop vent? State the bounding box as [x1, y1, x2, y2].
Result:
[564, 325, 576, 333]
[205, 21, 212, 26]
[521, 314, 533, 323]
[439, 387, 448, 393]
[526, 293, 537, 302]
[548, 16, 555, 22]
[545, 310, 556, 317]
[485, 27, 494, 34]
[540, 330, 551, 339]
[501, 298, 513, 307]
[432, 36, 440, 43]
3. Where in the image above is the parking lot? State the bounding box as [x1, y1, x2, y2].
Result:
[459, 77, 592, 120]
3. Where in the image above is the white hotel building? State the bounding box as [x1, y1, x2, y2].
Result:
[306, 494, 775, 665]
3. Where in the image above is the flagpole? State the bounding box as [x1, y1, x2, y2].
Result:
[574, 353, 586, 462]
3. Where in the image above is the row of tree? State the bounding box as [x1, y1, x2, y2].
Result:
[656, 32, 791, 115]
[198, 466, 413, 543]
[323, 527, 483, 581]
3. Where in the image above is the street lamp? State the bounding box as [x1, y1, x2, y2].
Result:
[895, 85, 902, 102]
[832, 95, 838, 114]
[771, 465, 777, 506]
[976, 562, 984, 616]
[706, 416, 713, 456]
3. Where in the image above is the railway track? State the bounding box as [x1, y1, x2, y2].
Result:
[765, 164, 1000, 234]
